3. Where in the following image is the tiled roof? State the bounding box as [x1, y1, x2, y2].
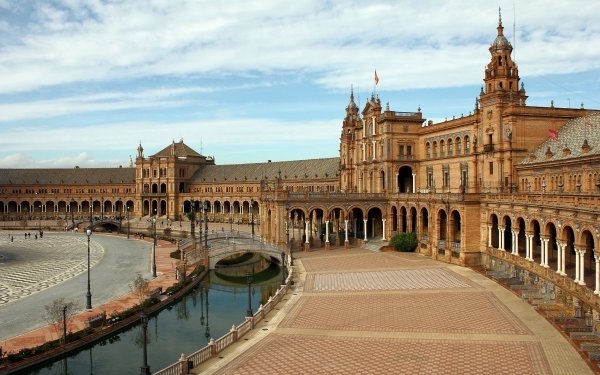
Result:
[191, 157, 340, 183]
[152, 141, 202, 158]
[521, 113, 600, 165]
[0, 168, 136, 185]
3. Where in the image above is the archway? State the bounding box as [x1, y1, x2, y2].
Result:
[531, 220, 541, 263]
[420, 207, 429, 241]
[367, 207, 383, 239]
[503, 216, 512, 252]
[398, 166, 413, 193]
[490, 214, 499, 248]
[516, 218, 526, 256]
[545, 222, 558, 270]
[563, 226, 576, 281]
[400, 206, 407, 233]
[391, 206, 398, 232]
[438, 209, 447, 254]
[349, 207, 364, 240]
[581, 230, 595, 287]
[410, 207, 417, 233]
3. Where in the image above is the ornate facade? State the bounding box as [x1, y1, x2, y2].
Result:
[1, 16, 599, 312]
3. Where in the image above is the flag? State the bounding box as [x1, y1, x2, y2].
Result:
[374, 70, 379, 85]
[547, 128, 558, 141]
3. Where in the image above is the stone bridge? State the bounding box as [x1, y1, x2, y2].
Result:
[182, 231, 287, 270]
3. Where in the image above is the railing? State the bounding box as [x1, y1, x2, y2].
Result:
[483, 144, 494, 152]
[154, 266, 294, 375]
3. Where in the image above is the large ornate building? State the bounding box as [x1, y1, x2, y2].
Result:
[1, 16, 599, 313]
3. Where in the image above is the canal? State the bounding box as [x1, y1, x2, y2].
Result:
[22, 262, 283, 375]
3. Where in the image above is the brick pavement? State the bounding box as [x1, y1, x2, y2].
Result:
[194, 247, 594, 375]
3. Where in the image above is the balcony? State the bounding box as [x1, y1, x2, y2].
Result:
[483, 144, 494, 152]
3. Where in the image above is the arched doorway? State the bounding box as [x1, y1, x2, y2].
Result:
[410, 207, 417, 233]
[398, 166, 413, 193]
[367, 207, 383, 239]
[400, 206, 407, 233]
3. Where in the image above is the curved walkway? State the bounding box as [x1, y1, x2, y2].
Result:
[193, 248, 593, 375]
[0, 233, 180, 355]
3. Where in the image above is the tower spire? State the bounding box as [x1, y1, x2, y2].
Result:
[499, 6, 502, 26]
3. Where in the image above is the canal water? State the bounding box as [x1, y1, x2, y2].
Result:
[23, 263, 283, 375]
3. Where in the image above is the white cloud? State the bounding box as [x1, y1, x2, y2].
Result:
[0, 0, 598, 93]
[0, 117, 341, 167]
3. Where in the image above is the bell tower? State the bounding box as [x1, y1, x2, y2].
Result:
[479, 8, 527, 107]
[340, 87, 361, 192]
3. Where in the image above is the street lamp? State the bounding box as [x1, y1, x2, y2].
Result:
[86, 228, 93, 309]
[204, 202, 208, 248]
[280, 251, 286, 284]
[250, 199, 255, 237]
[70, 199, 75, 231]
[126, 204, 130, 239]
[152, 214, 157, 278]
[190, 202, 196, 256]
[139, 312, 150, 375]
[246, 272, 253, 317]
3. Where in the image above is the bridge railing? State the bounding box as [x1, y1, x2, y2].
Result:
[154, 264, 294, 375]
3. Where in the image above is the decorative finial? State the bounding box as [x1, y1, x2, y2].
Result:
[499, 6, 502, 26]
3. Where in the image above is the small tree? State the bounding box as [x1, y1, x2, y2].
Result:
[43, 298, 80, 343]
[389, 232, 418, 252]
[131, 273, 150, 305]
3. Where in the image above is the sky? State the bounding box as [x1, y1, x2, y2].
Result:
[0, 0, 599, 168]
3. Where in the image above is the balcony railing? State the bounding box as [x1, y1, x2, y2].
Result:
[483, 144, 494, 152]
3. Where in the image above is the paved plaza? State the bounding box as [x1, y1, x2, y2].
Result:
[194, 249, 594, 375]
[0, 232, 152, 344]
[0, 235, 103, 305]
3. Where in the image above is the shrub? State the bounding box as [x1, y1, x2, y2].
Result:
[389, 232, 418, 252]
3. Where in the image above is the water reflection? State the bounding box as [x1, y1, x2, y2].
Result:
[22, 264, 282, 375]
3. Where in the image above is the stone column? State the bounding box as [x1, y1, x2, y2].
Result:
[412, 173, 416, 193]
[325, 220, 330, 250]
[579, 249, 586, 285]
[395, 173, 399, 193]
[561, 242, 567, 275]
[344, 219, 349, 248]
[575, 249, 580, 283]
[304, 219, 310, 252]
[524, 234, 530, 259]
[499, 228, 505, 251]
[497, 227, 503, 250]
[487, 225, 492, 247]
[363, 219, 368, 242]
[556, 241, 562, 274]
[381, 218, 386, 241]
[512, 230, 518, 255]
[542, 238, 550, 268]
[595, 254, 600, 295]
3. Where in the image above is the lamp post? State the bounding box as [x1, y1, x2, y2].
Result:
[204, 202, 208, 248]
[89, 197, 93, 227]
[190, 202, 196, 257]
[126, 204, 130, 239]
[62, 305, 67, 344]
[152, 214, 157, 278]
[86, 228, 92, 309]
[70, 198, 75, 231]
[198, 202, 203, 250]
[139, 312, 150, 375]
[246, 272, 253, 317]
[250, 199, 254, 237]
[280, 251, 286, 284]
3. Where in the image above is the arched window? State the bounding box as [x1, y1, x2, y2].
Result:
[426, 143, 431, 159]
[464, 136, 471, 153]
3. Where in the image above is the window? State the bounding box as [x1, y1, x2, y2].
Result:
[489, 162, 494, 175]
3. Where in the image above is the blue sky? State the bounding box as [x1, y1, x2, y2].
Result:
[0, 0, 599, 168]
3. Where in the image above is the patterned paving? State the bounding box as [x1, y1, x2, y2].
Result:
[300, 252, 438, 273]
[304, 268, 475, 292]
[279, 292, 531, 335]
[213, 334, 552, 375]
[0, 236, 104, 305]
